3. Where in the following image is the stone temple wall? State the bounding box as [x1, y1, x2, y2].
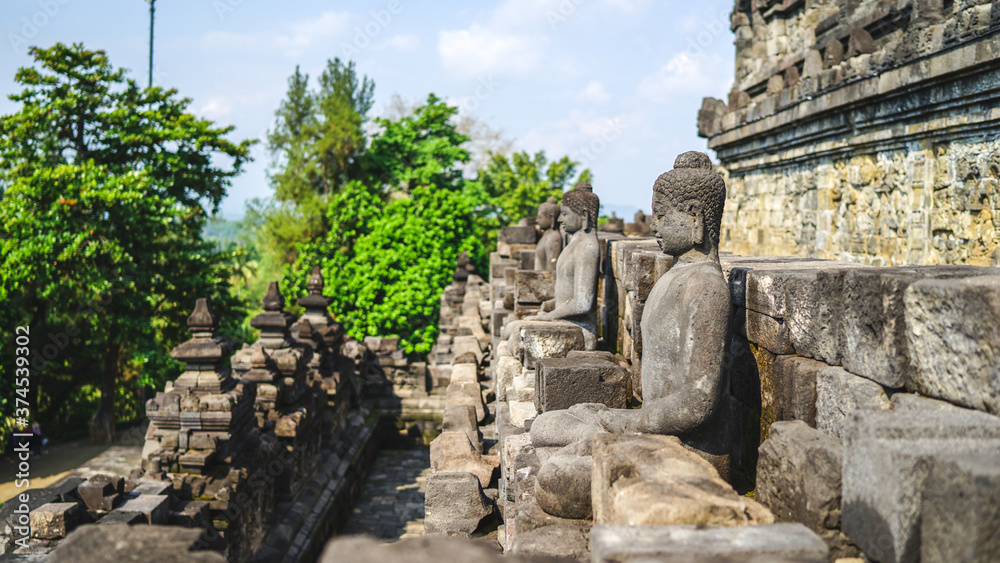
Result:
[699, 0, 1000, 266]
[482, 226, 1000, 561]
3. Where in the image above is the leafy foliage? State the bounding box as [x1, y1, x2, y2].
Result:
[285, 95, 484, 353]
[0, 43, 253, 443]
[475, 150, 592, 252]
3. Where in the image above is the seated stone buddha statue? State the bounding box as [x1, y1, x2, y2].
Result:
[528, 152, 732, 518]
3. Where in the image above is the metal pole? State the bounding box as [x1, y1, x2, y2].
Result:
[148, 0, 155, 89]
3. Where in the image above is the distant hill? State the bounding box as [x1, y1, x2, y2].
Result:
[203, 217, 246, 247]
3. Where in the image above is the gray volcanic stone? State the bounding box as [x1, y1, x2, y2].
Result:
[320, 534, 555, 563]
[111, 495, 169, 525]
[48, 524, 225, 563]
[442, 405, 481, 453]
[508, 524, 590, 561]
[757, 421, 859, 558]
[920, 454, 1000, 563]
[534, 358, 628, 414]
[29, 503, 80, 540]
[517, 322, 586, 369]
[423, 472, 493, 537]
[745, 309, 793, 354]
[429, 432, 498, 488]
[815, 366, 890, 438]
[500, 225, 538, 245]
[534, 440, 593, 520]
[784, 267, 859, 365]
[842, 409, 1000, 563]
[591, 434, 772, 527]
[589, 523, 829, 562]
[515, 270, 555, 304]
[772, 355, 825, 426]
[903, 275, 1000, 415]
[841, 268, 924, 387]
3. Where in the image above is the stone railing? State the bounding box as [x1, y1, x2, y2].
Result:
[474, 226, 1000, 561]
[0, 267, 424, 562]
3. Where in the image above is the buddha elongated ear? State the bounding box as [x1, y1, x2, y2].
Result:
[686, 201, 704, 245]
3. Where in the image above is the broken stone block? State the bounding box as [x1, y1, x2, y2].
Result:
[501, 433, 532, 503]
[449, 363, 477, 384]
[591, 434, 774, 526]
[30, 503, 80, 540]
[904, 276, 1000, 415]
[842, 409, 1000, 563]
[517, 322, 586, 369]
[446, 380, 485, 423]
[514, 270, 554, 304]
[111, 494, 170, 525]
[784, 267, 859, 365]
[534, 358, 629, 414]
[815, 366, 891, 438]
[429, 432, 498, 488]
[590, 523, 829, 563]
[507, 400, 537, 428]
[423, 472, 493, 537]
[495, 354, 522, 402]
[757, 421, 859, 558]
[746, 309, 794, 354]
[920, 454, 1000, 563]
[451, 336, 483, 365]
[48, 523, 225, 563]
[78, 475, 124, 512]
[442, 405, 481, 453]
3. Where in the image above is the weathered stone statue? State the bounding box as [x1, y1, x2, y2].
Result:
[529, 151, 731, 517]
[527, 181, 601, 349]
[534, 197, 562, 272]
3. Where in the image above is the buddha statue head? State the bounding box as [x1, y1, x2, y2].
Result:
[537, 197, 561, 231]
[561, 181, 600, 234]
[651, 151, 725, 257]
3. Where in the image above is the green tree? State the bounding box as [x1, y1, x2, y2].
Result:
[475, 150, 592, 252]
[261, 59, 375, 266]
[286, 95, 483, 353]
[0, 43, 253, 443]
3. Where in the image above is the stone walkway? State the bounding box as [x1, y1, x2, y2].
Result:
[341, 447, 431, 541]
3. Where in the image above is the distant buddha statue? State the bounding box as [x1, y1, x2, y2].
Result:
[534, 197, 562, 272]
[529, 151, 732, 517]
[526, 181, 601, 350]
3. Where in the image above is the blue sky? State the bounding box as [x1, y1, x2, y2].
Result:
[2, 0, 735, 219]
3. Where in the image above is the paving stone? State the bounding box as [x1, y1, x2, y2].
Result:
[342, 448, 430, 540]
[590, 523, 829, 562]
[903, 275, 1000, 415]
[842, 409, 1000, 563]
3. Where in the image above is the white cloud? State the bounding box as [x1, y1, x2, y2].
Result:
[378, 34, 420, 51]
[519, 110, 631, 164]
[636, 52, 727, 101]
[197, 97, 233, 120]
[200, 11, 350, 57]
[578, 80, 611, 103]
[438, 24, 548, 78]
